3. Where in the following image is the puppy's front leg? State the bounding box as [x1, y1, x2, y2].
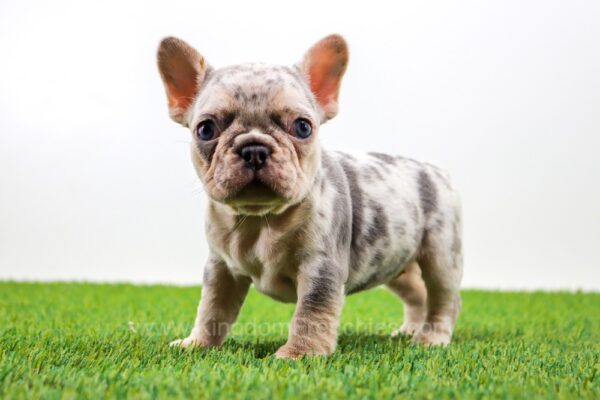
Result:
[171, 256, 250, 349]
[276, 260, 344, 359]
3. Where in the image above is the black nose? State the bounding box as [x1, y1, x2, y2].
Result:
[238, 144, 271, 171]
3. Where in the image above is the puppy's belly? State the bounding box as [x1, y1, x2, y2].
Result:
[251, 273, 298, 303]
[346, 246, 418, 294]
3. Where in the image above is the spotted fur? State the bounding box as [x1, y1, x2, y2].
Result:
[158, 34, 463, 358]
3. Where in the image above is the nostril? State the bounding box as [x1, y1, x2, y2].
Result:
[238, 144, 271, 170]
[257, 148, 269, 163]
[241, 148, 253, 163]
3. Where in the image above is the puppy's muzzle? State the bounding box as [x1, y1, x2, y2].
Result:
[238, 144, 271, 171]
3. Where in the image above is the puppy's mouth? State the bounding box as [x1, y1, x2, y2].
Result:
[223, 178, 287, 214]
[229, 179, 280, 203]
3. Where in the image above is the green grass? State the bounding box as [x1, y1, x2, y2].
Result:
[0, 282, 598, 399]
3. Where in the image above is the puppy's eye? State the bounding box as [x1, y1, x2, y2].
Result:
[292, 118, 312, 139]
[196, 120, 218, 141]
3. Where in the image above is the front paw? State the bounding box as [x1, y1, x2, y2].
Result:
[275, 340, 335, 359]
[275, 344, 315, 359]
[391, 321, 423, 337]
[412, 323, 452, 346]
[169, 336, 206, 349]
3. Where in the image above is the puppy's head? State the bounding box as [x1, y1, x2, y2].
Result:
[157, 35, 348, 215]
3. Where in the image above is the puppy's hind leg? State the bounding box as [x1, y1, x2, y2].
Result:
[414, 208, 463, 346]
[386, 261, 427, 337]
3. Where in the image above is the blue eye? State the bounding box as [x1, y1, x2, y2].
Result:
[196, 120, 217, 141]
[293, 118, 312, 139]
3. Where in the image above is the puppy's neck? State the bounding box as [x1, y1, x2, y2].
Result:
[208, 195, 314, 235]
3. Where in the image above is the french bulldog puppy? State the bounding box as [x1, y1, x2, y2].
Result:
[157, 34, 463, 358]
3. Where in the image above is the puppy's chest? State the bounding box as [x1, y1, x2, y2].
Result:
[215, 225, 299, 302]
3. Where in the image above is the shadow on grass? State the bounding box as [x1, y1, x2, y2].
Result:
[202, 332, 416, 359]
[164, 327, 494, 360]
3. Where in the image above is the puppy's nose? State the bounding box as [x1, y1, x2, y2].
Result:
[238, 144, 271, 171]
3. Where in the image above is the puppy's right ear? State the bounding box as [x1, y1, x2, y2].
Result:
[157, 37, 210, 124]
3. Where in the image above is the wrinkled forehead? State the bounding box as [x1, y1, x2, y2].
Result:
[193, 63, 318, 122]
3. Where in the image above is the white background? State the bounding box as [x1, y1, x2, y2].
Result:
[1, 0, 598, 290]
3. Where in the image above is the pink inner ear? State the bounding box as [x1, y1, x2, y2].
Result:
[305, 36, 348, 111]
[164, 59, 203, 113]
[166, 79, 197, 112]
[158, 37, 206, 121]
[309, 57, 341, 106]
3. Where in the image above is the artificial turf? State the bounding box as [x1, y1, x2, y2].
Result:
[0, 282, 598, 399]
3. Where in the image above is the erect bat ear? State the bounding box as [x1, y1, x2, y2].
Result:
[157, 37, 210, 125]
[297, 34, 349, 122]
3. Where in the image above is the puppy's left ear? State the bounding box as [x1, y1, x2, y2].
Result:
[157, 37, 210, 125]
[297, 34, 349, 122]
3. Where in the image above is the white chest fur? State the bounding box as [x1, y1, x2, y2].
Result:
[211, 218, 300, 303]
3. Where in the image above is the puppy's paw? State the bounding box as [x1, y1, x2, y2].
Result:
[391, 321, 423, 337]
[169, 336, 204, 349]
[275, 342, 333, 359]
[274, 344, 303, 359]
[412, 327, 452, 347]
